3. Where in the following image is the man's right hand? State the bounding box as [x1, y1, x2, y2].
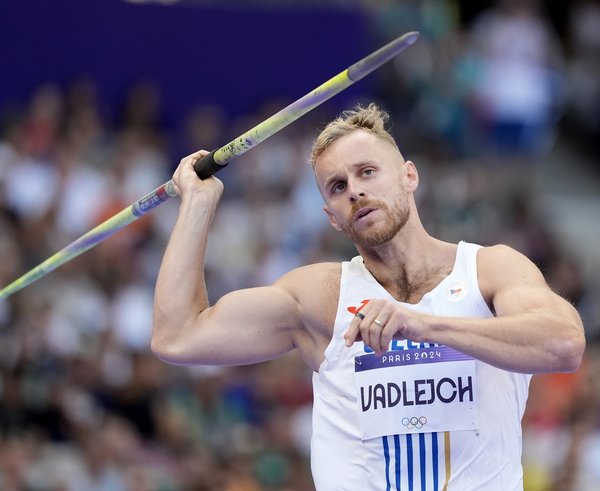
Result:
[172, 149, 224, 208]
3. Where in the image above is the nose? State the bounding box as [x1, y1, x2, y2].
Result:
[348, 179, 365, 202]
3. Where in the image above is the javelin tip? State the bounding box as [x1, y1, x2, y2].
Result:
[347, 30, 420, 82]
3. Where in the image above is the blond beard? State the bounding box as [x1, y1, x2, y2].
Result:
[341, 197, 410, 248]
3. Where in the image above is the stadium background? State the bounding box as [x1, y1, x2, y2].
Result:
[1, 0, 599, 489]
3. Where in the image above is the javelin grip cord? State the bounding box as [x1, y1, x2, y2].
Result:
[194, 150, 228, 179]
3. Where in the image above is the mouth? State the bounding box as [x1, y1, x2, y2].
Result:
[353, 207, 376, 222]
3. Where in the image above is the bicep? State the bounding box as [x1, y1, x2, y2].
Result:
[493, 282, 578, 322]
[168, 284, 301, 366]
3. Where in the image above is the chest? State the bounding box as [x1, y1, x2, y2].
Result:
[385, 267, 454, 304]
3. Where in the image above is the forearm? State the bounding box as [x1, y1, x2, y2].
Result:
[427, 309, 585, 374]
[153, 196, 213, 348]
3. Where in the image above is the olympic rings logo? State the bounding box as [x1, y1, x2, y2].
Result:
[401, 416, 428, 430]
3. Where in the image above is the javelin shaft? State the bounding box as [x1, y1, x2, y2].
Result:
[194, 30, 419, 177]
[0, 181, 177, 300]
[0, 31, 419, 300]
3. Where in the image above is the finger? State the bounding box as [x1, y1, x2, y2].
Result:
[347, 304, 387, 353]
[372, 319, 388, 356]
[359, 310, 383, 354]
[185, 149, 210, 161]
[380, 319, 398, 353]
[364, 316, 380, 354]
[175, 150, 209, 175]
[372, 317, 390, 355]
[172, 181, 182, 196]
[182, 150, 209, 173]
[345, 312, 364, 347]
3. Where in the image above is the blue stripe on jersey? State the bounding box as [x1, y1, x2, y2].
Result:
[419, 433, 426, 491]
[385, 432, 443, 491]
[432, 432, 439, 491]
[383, 436, 391, 491]
[407, 434, 414, 491]
[394, 434, 401, 490]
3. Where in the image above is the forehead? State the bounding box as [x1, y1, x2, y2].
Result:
[314, 129, 400, 179]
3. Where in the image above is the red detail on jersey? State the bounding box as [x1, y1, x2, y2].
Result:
[347, 299, 370, 314]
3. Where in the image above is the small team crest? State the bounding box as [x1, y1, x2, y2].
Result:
[447, 283, 467, 301]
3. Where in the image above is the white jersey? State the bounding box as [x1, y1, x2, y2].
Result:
[311, 241, 531, 490]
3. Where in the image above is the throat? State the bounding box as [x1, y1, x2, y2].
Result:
[360, 241, 459, 304]
[382, 265, 453, 304]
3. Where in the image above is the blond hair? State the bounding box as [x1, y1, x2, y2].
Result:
[309, 103, 398, 168]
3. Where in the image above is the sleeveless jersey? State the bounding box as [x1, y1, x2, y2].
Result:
[311, 241, 531, 490]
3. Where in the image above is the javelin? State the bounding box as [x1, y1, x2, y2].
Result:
[0, 31, 419, 300]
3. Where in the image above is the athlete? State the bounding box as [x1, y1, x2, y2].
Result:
[151, 104, 585, 490]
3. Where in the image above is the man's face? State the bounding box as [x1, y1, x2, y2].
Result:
[314, 130, 414, 248]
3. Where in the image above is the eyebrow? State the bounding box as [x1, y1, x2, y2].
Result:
[323, 174, 343, 192]
[323, 161, 376, 191]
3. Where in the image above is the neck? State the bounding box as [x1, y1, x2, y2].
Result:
[356, 223, 456, 303]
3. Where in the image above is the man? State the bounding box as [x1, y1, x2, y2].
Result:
[152, 104, 585, 490]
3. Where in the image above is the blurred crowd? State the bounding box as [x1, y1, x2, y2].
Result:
[1, 0, 600, 490]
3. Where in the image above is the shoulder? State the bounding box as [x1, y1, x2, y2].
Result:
[274, 262, 342, 360]
[477, 243, 525, 265]
[276, 262, 341, 322]
[477, 244, 542, 277]
[275, 262, 342, 298]
[477, 244, 548, 301]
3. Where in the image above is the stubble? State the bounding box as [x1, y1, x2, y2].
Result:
[341, 195, 410, 249]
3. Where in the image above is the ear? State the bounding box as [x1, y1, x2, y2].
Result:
[405, 160, 419, 192]
[323, 205, 342, 231]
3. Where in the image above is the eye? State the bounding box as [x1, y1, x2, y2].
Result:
[332, 181, 346, 194]
[363, 168, 375, 177]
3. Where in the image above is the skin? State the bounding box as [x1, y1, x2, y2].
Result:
[152, 130, 585, 375]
